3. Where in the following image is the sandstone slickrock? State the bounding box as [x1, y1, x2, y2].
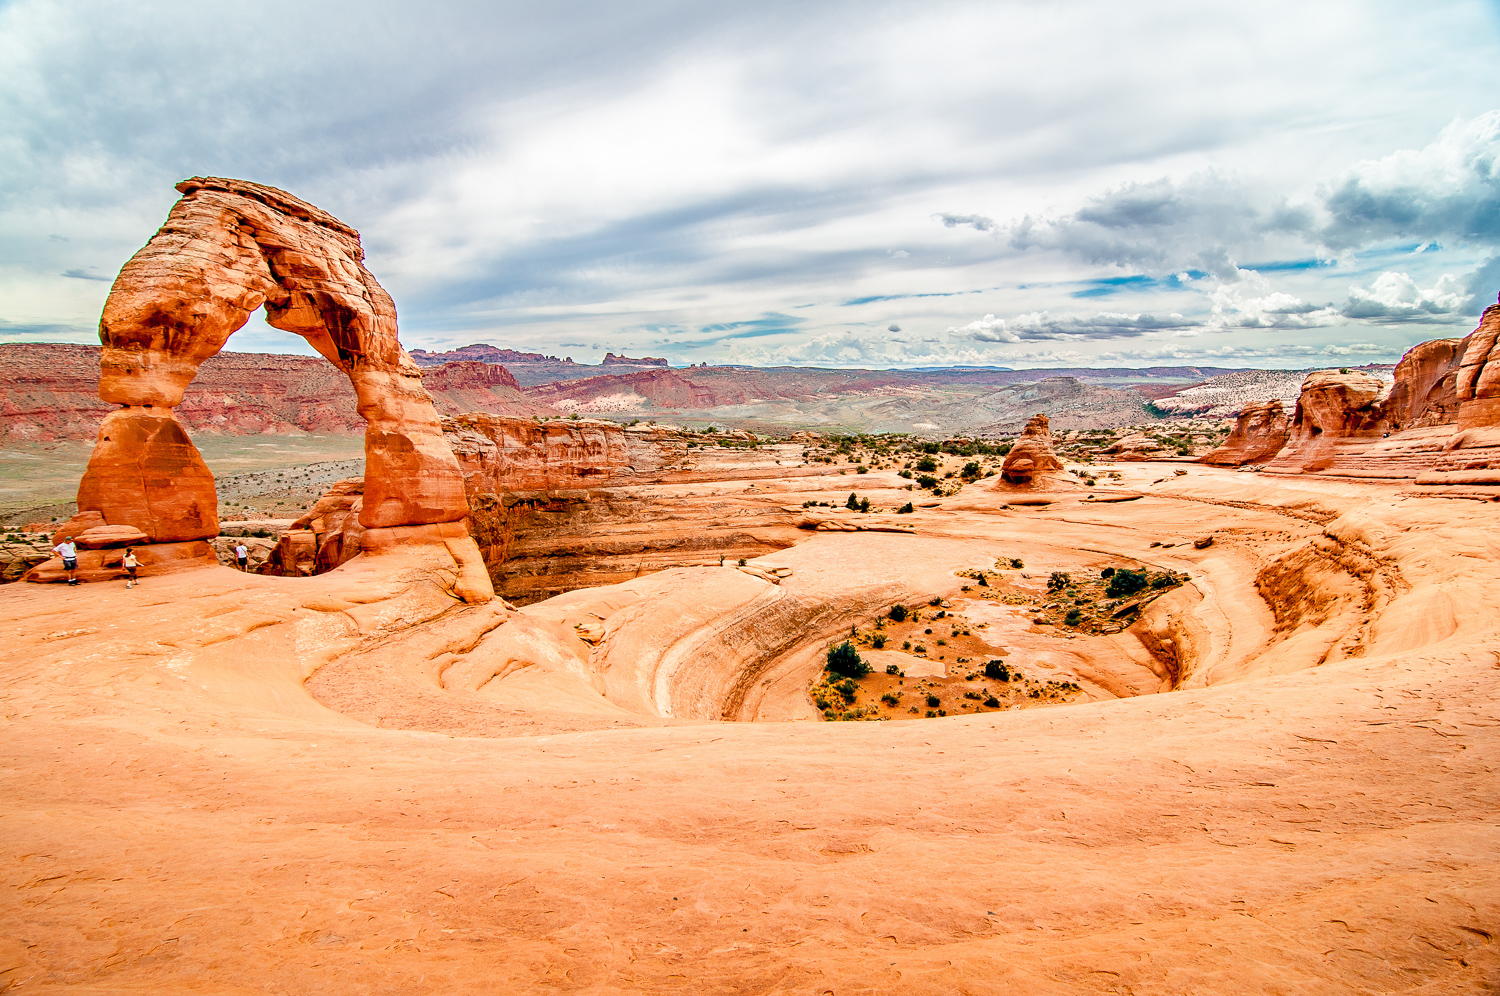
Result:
[443, 413, 672, 492]
[1102, 432, 1172, 462]
[261, 477, 365, 577]
[1200, 399, 1289, 466]
[40, 177, 490, 600]
[999, 414, 1063, 486]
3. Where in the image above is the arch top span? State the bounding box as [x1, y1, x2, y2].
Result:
[71, 176, 492, 601]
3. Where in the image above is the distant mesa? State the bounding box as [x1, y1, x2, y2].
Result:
[409, 344, 570, 368]
[601, 352, 669, 367]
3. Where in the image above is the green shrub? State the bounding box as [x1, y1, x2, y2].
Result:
[888, 603, 908, 622]
[925, 694, 941, 708]
[884, 663, 902, 675]
[1151, 574, 1174, 589]
[915, 456, 938, 473]
[871, 634, 886, 649]
[983, 696, 1001, 707]
[961, 461, 981, 480]
[1064, 608, 1083, 626]
[880, 692, 901, 706]
[1100, 566, 1115, 577]
[916, 475, 938, 489]
[825, 641, 869, 679]
[898, 469, 913, 479]
[984, 659, 1011, 681]
[1105, 569, 1148, 598]
[859, 498, 871, 513]
[897, 502, 914, 514]
[856, 466, 868, 474]
[846, 492, 859, 510]
[1009, 558, 1024, 569]
[1048, 571, 1071, 591]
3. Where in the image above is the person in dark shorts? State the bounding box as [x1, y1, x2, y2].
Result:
[234, 542, 249, 571]
[122, 548, 139, 588]
[53, 536, 78, 585]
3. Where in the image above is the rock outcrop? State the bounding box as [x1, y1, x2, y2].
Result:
[1200, 400, 1289, 466]
[1263, 370, 1388, 475]
[1000, 414, 1063, 486]
[443, 414, 680, 493]
[33, 177, 490, 600]
[1384, 338, 1464, 429]
[1454, 296, 1500, 432]
[1102, 432, 1171, 462]
[261, 478, 365, 577]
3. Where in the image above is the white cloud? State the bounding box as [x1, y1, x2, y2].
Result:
[947, 314, 1018, 342]
[1339, 271, 1468, 322]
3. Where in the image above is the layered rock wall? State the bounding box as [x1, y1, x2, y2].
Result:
[443, 414, 680, 493]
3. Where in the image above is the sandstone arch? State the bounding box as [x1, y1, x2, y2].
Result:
[70, 176, 491, 601]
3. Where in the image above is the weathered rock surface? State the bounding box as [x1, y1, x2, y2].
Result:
[1200, 400, 1289, 466]
[1455, 295, 1500, 432]
[999, 414, 1063, 486]
[1263, 370, 1388, 475]
[76, 408, 219, 543]
[1384, 338, 1464, 429]
[57, 176, 490, 601]
[260, 478, 365, 577]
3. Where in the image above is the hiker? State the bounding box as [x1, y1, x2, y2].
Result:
[54, 535, 78, 585]
[122, 548, 139, 589]
[234, 541, 249, 571]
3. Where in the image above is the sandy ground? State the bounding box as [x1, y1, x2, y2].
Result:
[1, 464, 1497, 993]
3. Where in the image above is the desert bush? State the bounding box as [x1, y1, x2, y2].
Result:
[859, 498, 871, 513]
[846, 493, 859, 510]
[1048, 571, 1071, 591]
[884, 663, 902, 675]
[825, 641, 869, 679]
[925, 694, 941, 707]
[1064, 608, 1083, 626]
[897, 502, 914, 514]
[1009, 558, 1024, 569]
[1100, 566, 1115, 577]
[984, 659, 1011, 681]
[888, 603, 908, 622]
[916, 456, 939, 472]
[898, 469, 912, 479]
[916, 475, 938, 489]
[1151, 574, 1174, 589]
[881, 692, 901, 706]
[976, 573, 987, 586]
[913, 644, 926, 653]
[871, 634, 887, 649]
[1105, 569, 1148, 598]
[984, 696, 1001, 707]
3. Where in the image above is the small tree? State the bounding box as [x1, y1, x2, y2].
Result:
[897, 502, 914, 514]
[961, 461, 981, 480]
[1047, 571, 1071, 591]
[888, 603, 908, 622]
[825, 641, 870, 679]
[984, 659, 1011, 681]
[846, 492, 859, 510]
[1105, 568, 1148, 598]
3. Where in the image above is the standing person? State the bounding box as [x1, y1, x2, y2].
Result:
[54, 535, 78, 585]
[122, 548, 139, 589]
[234, 541, 249, 571]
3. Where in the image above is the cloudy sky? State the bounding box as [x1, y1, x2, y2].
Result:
[3, 0, 1499, 370]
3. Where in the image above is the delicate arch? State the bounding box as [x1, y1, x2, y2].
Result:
[74, 177, 490, 600]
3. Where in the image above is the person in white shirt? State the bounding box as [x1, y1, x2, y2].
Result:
[234, 542, 249, 571]
[53, 536, 78, 585]
[122, 548, 139, 588]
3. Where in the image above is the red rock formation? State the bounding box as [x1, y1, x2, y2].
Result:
[1102, 432, 1171, 462]
[1000, 414, 1063, 485]
[1384, 338, 1464, 429]
[1200, 400, 1289, 466]
[50, 177, 490, 601]
[1455, 296, 1500, 432]
[1263, 371, 1387, 475]
[261, 478, 365, 576]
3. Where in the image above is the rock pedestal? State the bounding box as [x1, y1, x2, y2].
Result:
[1000, 414, 1063, 486]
